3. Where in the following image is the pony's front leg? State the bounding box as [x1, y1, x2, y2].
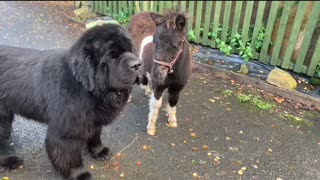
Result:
[147, 87, 164, 135]
[166, 86, 183, 128]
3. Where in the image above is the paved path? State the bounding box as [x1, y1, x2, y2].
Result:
[1, 2, 320, 180]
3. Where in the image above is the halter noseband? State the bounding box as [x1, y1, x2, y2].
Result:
[153, 38, 189, 74]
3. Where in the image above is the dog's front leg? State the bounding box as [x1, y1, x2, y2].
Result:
[87, 127, 111, 161]
[45, 129, 91, 180]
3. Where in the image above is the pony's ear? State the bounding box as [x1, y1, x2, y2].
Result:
[150, 12, 164, 26]
[70, 46, 96, 92]
[175, 15, 187, 32]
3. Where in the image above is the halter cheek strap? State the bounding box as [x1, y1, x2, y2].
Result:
[153, 39, 185, 74]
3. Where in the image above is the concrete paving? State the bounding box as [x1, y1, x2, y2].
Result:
[0, 2, 320, 180]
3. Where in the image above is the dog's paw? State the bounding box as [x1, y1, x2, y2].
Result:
[0, 156, 24, 170]
[76, 172, 92, 180]
[91, 147, 111, 161]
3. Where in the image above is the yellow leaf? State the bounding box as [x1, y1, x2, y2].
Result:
[192, 172, 199, 178]
[191, 133, 196, 138]
[120, 172, 125, 178]
[208, 99, 215, 103]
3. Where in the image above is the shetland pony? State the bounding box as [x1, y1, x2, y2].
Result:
[127, 9, 192, 135]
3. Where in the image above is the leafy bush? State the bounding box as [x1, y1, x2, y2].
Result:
[189, 24, 273, 63]
[113, 10, 129, 26]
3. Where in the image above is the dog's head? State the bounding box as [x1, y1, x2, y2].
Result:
[69, 24, 141, 95]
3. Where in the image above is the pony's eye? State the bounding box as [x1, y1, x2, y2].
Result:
[172, 43, 179, 49]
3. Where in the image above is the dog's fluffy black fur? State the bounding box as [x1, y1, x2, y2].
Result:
[0, 24, 141, 179]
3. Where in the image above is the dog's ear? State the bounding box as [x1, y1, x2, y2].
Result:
[150, 12, 164, 26]
[70, 47, 96, 91]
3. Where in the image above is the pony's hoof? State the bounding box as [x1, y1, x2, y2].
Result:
[166, 121, 178, 128]
[147, 129, 156, 136]
[127, 95, 132, 103]
[144, 90, 151, 96]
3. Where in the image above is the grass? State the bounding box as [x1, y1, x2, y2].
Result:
[251, 96, 274, 111]
[281, 112, 313, 127]
[221, 89, 233, 97]
[236, 93, 251, 103]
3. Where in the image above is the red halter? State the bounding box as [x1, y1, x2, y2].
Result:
[153, 39, 186, 74]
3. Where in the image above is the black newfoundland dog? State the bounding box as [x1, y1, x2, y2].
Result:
[0, 24, 141, 179]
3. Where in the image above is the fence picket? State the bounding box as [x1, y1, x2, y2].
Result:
[281, 2, 308, 69]
[241, 1, 254, 44]
[221, 1, 232, 42]
[194, 1, 203, 43]
[187, 1, 195, 32]
[202, 1, 213, 46]
[306, 36, 320, 76]
[294, 2, 320, 73]
[251, 1, 266, 59]
[270, 1, 294, 66]
[210, 1, 222, 48]
[159, 1, 164, 14]
[259, 1, 279, 64]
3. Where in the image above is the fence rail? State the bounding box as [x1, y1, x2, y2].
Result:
[86, 1, 320, 77]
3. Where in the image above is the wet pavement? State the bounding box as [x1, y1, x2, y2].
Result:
[1, 2, 320, 180]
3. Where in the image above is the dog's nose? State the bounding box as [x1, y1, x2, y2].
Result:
[130, 62, 141, 70]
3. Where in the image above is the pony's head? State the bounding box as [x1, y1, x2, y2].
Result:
[149, 9, 188, 82]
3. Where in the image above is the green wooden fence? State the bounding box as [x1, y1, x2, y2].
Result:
[86, 1, 320, 77]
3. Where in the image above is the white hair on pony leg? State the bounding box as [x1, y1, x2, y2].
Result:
[166, 104, 177, 128]
[147, 92, 162, 135]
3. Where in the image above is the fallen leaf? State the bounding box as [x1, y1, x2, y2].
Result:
[136, 161, 142, 166]
[202, 145, 209, 150]
[208, 99, 215, 103]
[143, 145, 151, 151]
[115, 153, 121, 159]
[183, 140, 188, 144]
[239, 131, 243, 134]
[120, 172, 125, 178]
[213, 156, 220, 162]
[192, 147, 198, 152]
[226, 137, 231, 140]
[171, 143, 176, 147]
[192, 172, 199, 178]
[2, 177, 9, 180]
[207, 152, 212, 156]
[191, 133, 196, 138]
[189, 128, 193, 132]
[274, 97, 284, 104]
[90, 165, 94, 170]
[237, 170, 243, 175]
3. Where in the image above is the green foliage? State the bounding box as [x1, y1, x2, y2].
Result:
[221, 89, 233, 97]
[281, 113, 313, 127]
[188, 29, 196, 42]
[251, 96, 273, 110]
[237, 94, 252, 103]
[113, 10, 129, 26]
[190, 24, 273, 63]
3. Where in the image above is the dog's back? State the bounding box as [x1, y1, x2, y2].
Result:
[0, 45, 66, 123]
